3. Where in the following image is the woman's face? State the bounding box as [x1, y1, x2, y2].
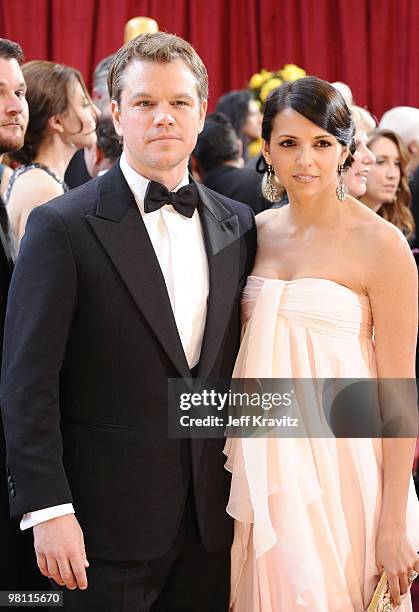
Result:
[344, 127, 376, 198]
[364, 136, 401, 206]
[262, 107, 347, 199]
[241, 99, 262, 141]
[60, 79, 98, 149]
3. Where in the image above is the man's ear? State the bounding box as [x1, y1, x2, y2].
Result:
[110, 100, 123, 138]
[84, 144, 104, 178]
[408, 140, 419, 156]
[95, 145, 104, 167]
[198, 99, 208, 134]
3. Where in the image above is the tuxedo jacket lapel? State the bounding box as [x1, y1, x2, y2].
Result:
[195, 183, 240, 378]
[189, 183, 241, 477]
[85, 166, 241, 382]
[86, 164, 191, 380]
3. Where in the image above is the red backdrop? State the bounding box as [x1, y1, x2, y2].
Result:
[0, 0, 418, 119]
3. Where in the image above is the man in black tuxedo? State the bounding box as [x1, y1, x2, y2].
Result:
[1, 33, 256, 611]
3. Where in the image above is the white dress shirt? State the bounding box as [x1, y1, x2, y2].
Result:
[21, 152, 209, 530]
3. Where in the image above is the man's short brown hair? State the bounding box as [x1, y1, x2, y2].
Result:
[0, 38, 24, 64]
[108, 32, 208, 105]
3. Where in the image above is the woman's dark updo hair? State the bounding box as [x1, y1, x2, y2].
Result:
[262, 76, 356, 168]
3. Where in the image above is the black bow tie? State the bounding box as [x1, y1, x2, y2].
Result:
[144, 180, 198, 218]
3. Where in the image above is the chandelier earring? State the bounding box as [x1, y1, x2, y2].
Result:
[263, 164, 281, 202]
[336, 164, 348, 203]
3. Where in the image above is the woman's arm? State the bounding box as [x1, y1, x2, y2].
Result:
[367, 222, 419, 606]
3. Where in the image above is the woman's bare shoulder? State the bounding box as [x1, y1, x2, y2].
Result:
[256, 205, 289, 234]
[345, 197, 416, 283]
[347, 196, 408, 246]
[7, 168, 63, 209]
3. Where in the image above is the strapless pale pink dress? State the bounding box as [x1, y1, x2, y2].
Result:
[224, 276, 419, 612]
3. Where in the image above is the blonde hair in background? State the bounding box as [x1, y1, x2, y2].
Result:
[379, 106, 419, 147]
[350, 105, 376, 133]
[331, 81, 354, 107]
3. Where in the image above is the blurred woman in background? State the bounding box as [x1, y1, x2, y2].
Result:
[361, 128, 415, 243]
[6, 60, 97, 249]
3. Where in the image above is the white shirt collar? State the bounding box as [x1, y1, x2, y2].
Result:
[119, 151, 190, 215]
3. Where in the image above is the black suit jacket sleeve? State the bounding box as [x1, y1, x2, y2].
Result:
[1, 204, 77, 517]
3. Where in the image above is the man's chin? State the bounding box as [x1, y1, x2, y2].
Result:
[0, 136, 24, 155]
[149, 154, 189, 172]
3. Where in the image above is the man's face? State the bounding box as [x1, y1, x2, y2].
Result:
[0, 58, 28, 154]
[111, 58, 207, 177]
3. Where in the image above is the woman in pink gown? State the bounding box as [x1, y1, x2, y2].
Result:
[224, 77, 419, 611]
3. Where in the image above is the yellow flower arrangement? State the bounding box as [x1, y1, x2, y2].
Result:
[248, 63, 306, 107]
[249, 69, 273, 90]
[246, 63, 306, 157]
[280, 64, 306, 82]
[260, 77, 283, 102]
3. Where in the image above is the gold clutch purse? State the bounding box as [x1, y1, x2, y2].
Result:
[367, 572, 393, 612]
